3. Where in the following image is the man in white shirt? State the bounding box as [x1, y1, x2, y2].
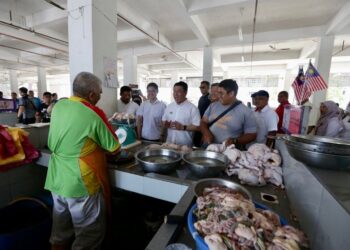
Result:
[162, 81, 200, 146]
[117, 86, 139, 115]
[137, 83, 166, 141]
[253, 90, 279, 147]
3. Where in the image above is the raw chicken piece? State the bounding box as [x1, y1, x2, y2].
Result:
[148, 144, 162, 149]
[248, 143, 271, 160]
[271, 237, 300, 250]
[180, 145, 192, 153]
[235, 224, 257, 242]
[238, 169, 266, 186]
[275, 226, 309, 248]
[263, 152, 282, 168]
[223, 145, 241, 164]
[206, 143, 226, 153]
[264, 167, 284, 188]
[252, 211, 276, 231]
[204, 234, 228, 250]
[225, 166, 240, 176]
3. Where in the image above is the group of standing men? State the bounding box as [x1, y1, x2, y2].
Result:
[44, 71, 291, 249]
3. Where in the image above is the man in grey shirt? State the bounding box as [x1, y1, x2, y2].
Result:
[200, 79, 257, 147]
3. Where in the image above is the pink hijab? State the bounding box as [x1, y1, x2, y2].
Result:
[315, 101, 343, 136]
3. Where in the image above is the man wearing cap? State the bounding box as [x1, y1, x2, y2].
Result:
[254, 90, 279, 147]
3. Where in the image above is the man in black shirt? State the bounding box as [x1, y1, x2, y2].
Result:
[194, 80, 211, 146]
[198, 81, 211, 117]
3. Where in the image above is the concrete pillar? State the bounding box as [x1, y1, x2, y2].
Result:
[223, 71, 229, 80]
[283, 68, 294, 92]
[203, 46, 213, 82]
[9, 70, 18, 93]
[123, 50, 137, 86]
[171, 71, 178, 84]
[311, 35, 334, 110]
[37, 67, 47, 97]
[68, 0, 118, 116]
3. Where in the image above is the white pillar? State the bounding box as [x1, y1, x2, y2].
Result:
[203, 46, 213, 82]
[223, 71, 229, 80]
[37, 67, 47, 97]
[9, 70, 18, 93]
[123, 50, 137, 86]
[68, 0, 118, 117]
[171, 71, 178, 84]
[311, 35, 334, 110]
[283, 68, 294, 92]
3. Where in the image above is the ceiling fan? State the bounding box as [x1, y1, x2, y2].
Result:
[269, 45, 290, 51]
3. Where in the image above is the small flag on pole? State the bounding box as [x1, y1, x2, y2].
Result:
[305, 62, 328, 92]
[291, 66, 311, 103]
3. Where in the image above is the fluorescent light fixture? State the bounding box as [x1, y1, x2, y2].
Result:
[238, 27, 243, 41]
[241, 56, 245, 62]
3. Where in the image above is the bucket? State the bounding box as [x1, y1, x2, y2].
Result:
[0, 197, 52, 250]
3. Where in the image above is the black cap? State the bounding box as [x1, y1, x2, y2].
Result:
[251, 92, 258, 98]
[255, 90, 269, 98]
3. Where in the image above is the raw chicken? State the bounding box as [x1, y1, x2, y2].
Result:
[238, 169, 266, 186]
[248, 143, 271, 160]
[204, 234, 228, 250]
[223, 145, 241, 164]
[206, 143, 226, 153]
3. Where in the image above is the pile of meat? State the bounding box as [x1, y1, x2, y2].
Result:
[194, 187, 308, 250]
[109, 112, 136, 123]
[206, 143, 283, 187]
[148, 143, 192, 153]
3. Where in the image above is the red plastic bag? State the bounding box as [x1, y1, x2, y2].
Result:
[0, 125, 18, 158]
[0, 127, 40, 171]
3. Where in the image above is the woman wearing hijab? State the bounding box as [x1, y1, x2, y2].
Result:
[315, 100, 344, 137]
[339, 101, 350, 139]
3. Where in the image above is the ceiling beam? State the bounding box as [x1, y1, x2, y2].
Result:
[221, 50, 300, 63]
[188, 0, 249, 15]
[149, 62, 192, 71]
[118, 0, 173, 50]
[117, 29, 146, 43]
[0, 22, 68, 53]
[326, 1, 350, 35]
[26, 6, 67, 29]
[174, 25, 326, 51]
[176, 0, 210, 46]
[299, 42, 317, 59]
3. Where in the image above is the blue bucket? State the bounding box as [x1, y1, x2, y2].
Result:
[0, 197, 52, 250]
[187, 202, 287, 250]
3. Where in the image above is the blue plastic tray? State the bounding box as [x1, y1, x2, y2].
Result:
[187, 202, 288, 250]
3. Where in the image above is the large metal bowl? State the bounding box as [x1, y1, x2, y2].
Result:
[285, 142, 350, 170]
[182, 150, 228, 178]
[284, 138, 350, 155]
[194, 178, 252, 200]
[135, 148, 182, 174]
[286, 134, 350, 154]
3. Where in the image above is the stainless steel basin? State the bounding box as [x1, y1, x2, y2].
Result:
[135, 148, 182, 174]
[194, 178, 252, 200]
[182, 150, 228, 177]
[285, 142, 350, 170]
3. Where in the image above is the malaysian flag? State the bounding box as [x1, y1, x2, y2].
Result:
[305, 62, 328, 92]
[292, 66, 311, 103]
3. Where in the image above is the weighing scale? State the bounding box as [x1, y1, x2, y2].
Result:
[112, 120, 139, 148]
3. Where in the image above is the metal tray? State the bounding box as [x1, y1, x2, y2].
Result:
[135, 148, 182, 174]
[285, 142, 350, 170]
[288, 134, 350, 148]
[194, 178, 252, 200]
[182, 150, 228, 178]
